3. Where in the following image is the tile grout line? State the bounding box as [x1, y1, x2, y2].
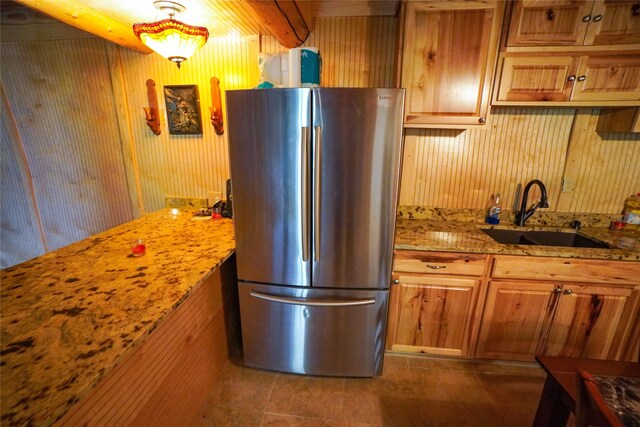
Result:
[259, 371, 280, 426]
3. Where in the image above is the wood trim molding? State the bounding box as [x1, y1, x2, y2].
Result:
[13, 0, 151, 54]
[244, 0, 310, 48]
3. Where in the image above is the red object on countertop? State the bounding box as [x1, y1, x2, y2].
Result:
[131, 243, 146, 256]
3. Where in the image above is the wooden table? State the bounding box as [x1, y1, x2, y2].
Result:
[533, 356, 640, 427]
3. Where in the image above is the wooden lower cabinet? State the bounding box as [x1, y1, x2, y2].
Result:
[387, 274, 482, 357]
[475, 280, 639, 362]
[544, 283, 635, 359]
[474, 281, 558, 360]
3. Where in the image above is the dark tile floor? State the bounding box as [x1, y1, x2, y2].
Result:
[191, 354, 548, 426]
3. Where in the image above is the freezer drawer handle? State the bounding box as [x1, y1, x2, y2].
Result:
[250, 291, 375, 307]
[301, 126, 310, 262]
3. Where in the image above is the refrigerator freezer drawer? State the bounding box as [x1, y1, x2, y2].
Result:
[238, 282, 388, 377]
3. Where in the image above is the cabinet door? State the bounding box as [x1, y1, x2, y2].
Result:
[543, 284, 636, 360]
[402, 1, 503, 126]
[507, 0, 593, 46]
[496, 55, 579, 101]
[475, 281, 560, 361]
[387, 274, 480, 357]
[571, 54, 640, 101]
[585, 0, 640, 45]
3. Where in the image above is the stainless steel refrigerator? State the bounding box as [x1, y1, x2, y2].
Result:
[226, 88, 404, 377]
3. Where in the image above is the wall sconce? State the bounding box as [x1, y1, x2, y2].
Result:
[209, 77, 224, 135]
[133, 1, 209, 69]
[144, 79, 161, 135]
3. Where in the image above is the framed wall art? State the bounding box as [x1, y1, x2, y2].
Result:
[163, 85, 203, 135]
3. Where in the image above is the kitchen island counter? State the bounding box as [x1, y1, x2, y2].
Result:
[0, 210, 234, 426]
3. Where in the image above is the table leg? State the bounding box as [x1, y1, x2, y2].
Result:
[533, 375, 571, 427]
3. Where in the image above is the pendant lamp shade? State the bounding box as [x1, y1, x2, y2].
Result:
[133, 2, 208, 68]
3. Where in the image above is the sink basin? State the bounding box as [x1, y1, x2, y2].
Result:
[481, 229, 609, 249]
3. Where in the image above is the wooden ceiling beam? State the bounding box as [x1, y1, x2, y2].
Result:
[13, 0, 152, 54]
[243, 0, 310, 48]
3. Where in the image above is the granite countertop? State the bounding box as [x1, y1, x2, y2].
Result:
[0, 209, 235, 426]
[394, 207, 640, 261]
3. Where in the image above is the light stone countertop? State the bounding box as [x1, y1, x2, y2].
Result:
[0, 209, 235, 426]
[394, 218, 640, 261]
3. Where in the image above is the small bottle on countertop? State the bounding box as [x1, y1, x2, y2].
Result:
[485, 193, 502, 225]
[622, 192, 640, 230]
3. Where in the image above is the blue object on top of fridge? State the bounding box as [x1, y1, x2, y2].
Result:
[226, 88, 405, 377]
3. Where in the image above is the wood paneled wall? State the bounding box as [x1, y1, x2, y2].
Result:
[1, 39, 134, 267]
[2, 10, 639, 267]
[400, 108, 640, 213]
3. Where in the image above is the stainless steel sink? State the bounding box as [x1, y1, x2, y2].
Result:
[481, 229, 609, 249]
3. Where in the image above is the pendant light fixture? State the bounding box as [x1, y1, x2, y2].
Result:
[133, 1, 209, 69]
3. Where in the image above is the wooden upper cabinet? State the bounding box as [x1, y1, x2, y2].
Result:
[508, 0, 640, 47]
[507, 0, 593, 46]
[400, 1, 505, 127]
[571, 53, 640, 100]
[496, 52, 640, 103]
[498, 55, 579, 101]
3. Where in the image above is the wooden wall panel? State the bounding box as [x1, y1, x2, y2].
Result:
[261, 16, 398, 88]
[400, 108, 575, 211]
[116, 35, 260, 212]
[2, 11, 639, 268]
[1, 39, 134, 251]
[557, 109, 640, 214]
[400, 107, 640, 214]
[58, 258, 236, 426]
[1, 86, 46, 268]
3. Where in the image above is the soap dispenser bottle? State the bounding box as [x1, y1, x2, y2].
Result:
[485, 193, 502, 225]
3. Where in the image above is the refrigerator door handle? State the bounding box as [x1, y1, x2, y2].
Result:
[250, 291, 375, 307]
[301, 126, 310, 262]
[313, 125, 322, 262]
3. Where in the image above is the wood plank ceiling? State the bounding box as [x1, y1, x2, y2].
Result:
[7, 0, 399, 51]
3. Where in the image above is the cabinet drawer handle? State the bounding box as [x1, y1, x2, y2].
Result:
[563, 289, 573, 295]
[426, 264, 447, 269]
[592, 14, 603, 22]
[577, 75, 586, 82]
[582, 14, 592, 22]
[567, 75, 576, 82]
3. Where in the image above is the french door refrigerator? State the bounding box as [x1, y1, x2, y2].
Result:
[226, 88, 404, 377]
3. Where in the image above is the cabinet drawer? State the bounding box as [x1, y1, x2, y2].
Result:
[491, 256, 640, 285]
[394, 251, 487, 276]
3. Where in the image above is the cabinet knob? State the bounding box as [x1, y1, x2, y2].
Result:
[582, 14, 592, 22]
[554, 286, 562, 294]
[563, 289, 573, 295]
[592, 14, 603, 22]
[633, 3, 640, 16]
[478, 117, 486, 124]
[546, 9, 556, 21]
[577, 75, 586, 82]
[567, 75, 576, 82]
[393, 279, 400, 284]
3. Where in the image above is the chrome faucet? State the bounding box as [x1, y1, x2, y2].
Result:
[515, 179, 549, 226]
